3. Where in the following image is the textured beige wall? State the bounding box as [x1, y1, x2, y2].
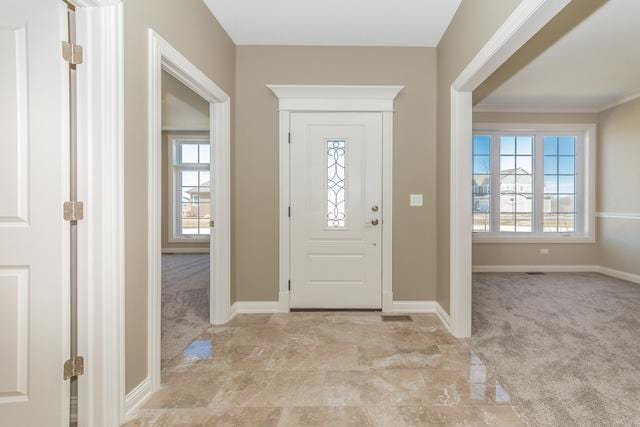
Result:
[124, 0, 235, 393]
[472, 111, 599, 266]
[596, 98, 640, 275]
[436, 0, 523, 313]
[234, 46, 438, 302]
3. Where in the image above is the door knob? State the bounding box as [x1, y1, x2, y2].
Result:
[370, 219, 379, 226]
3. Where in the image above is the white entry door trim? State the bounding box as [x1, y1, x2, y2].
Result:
[268, 85, 403, 313]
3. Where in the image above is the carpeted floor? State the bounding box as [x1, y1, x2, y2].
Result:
[162, 254, 210, 366]
[470, 272, 640, 426]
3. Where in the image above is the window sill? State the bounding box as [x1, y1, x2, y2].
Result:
[473, 234, 594, 244]
[169, 236, 210, 243]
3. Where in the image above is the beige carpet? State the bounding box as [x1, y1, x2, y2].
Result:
[470, 272, 640, 426]
[162, 254, 210, 366]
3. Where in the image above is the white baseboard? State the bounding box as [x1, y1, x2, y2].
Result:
[472, 264, 598, 273]
[123, 377, 152, 422]
[597, 266, 640, 284]
[392, 301, 438, 313]
[229, 300, 452, 331]
[392, 301, 451, 332]
[161, 247, 209, 254]
[472, 264, 640, 285]
[230, 301, 280, 319]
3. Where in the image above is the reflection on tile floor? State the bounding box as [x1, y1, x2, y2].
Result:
[124, 313, 527, 426]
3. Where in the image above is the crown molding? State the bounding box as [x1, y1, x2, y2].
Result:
[474, 91, 640, 114]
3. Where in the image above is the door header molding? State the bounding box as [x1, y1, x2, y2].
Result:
[267, 85, 404, 112]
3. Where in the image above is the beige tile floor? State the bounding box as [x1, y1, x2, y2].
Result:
[125, 313, 527, 426]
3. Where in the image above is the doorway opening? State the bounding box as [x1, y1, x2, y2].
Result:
[147, 30, 231, 393]
[160, 71, 211, 366]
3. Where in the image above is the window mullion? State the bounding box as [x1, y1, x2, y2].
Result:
[491, 134, 500, 233]
[534, 134, 544, 233]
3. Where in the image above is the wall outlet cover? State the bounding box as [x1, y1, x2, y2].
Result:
[409, 194, 423, 207]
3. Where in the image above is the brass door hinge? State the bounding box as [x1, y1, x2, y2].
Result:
[63, 201, 84, 221]
[62, 41, 83, 65]
[63, 356, 84, 380]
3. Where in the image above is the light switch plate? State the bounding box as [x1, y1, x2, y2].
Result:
[409, 194, 423, 207]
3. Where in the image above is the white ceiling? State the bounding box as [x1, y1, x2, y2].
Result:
[203, 0, 461, 47]
[476, 0, 640, 113]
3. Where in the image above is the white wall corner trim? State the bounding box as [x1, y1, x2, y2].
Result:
[73, 1, 125, 426]
[268, 85, 403, 314]
[147, 29, 231, 395]
[448, 0, 572, 338]
[123, 377, 152, 422]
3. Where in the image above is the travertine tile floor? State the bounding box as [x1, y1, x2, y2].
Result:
[125, 312, 527, 426]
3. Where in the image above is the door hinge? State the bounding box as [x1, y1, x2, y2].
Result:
[288, 132, 291, 144]
[63, 201, 84, 221]
[210, 220, 215, 228]
[288, 206, 291, 217]
[288, 279, 291, 291]
[61, 41, 83, 65]
[63, 356, 84, 380]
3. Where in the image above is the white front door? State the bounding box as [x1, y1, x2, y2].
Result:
[0, 1, 69, 425]
[290, 113, 383, 308]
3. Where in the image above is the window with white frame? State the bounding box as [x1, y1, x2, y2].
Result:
[472, 124, 595, 242]
[170, 138, 211, 240]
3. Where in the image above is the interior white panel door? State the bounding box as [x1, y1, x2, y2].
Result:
[0, 1, 69, 425]
[290, 113, 383, 308]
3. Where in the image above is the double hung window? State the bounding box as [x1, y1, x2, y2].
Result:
[171, 138, 211, 240]
[472, 124, 594, 242]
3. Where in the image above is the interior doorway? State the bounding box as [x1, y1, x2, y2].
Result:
[147, 30, 231, 393]
[160, 72, 211, 366]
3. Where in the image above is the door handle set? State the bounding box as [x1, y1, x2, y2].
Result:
[367, 205, 380, 226]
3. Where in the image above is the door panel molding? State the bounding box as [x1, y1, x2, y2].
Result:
[268, 85, 403, 313]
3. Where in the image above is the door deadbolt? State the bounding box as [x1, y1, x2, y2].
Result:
[371, 219, 379, 226]
[371, 205, 379, 212]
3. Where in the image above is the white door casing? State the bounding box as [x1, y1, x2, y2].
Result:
[290, 113, 383, 308]
[0, 1, 69, 425]
[268, 85, 403, 313]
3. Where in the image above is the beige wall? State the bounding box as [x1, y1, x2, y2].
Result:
[234, 46, 438, 302]
[471, 111, 599, 266]
[436, 0, 523, 313]
[596, 98, 640, 275]
[162, 71, 209, 131]
[124, 0, 235, 393]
